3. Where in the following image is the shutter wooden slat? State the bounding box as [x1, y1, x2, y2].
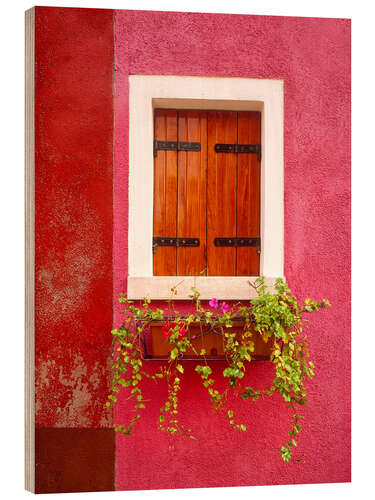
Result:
[177, 110, 207, 275]
[207, 111, 237, 276]
[153, 109, 178, 275]
[237, 111, 261, 275]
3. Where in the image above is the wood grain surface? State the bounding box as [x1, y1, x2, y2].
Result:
[153, 109, 261, 277]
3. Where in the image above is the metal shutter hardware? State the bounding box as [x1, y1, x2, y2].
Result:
[214, 237, 261, 254]
[153, 237, 200, 253]
[214, 143, 261, 162]
[154, 140, 201, 157]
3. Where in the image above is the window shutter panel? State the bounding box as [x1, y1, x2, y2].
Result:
[154, 109, 261, 278]
[153, 109, 178, 275]
[177, 110, 207, 275]
[236, 111, 261, 275]
[207, 111, 237, 276]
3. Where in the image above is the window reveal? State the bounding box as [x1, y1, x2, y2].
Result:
[153, 109, 261, 277]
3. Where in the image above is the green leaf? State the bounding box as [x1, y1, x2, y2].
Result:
[202, 366, 212, 377]
[176, 364, 184, 374]
[170, 348, 179, 360]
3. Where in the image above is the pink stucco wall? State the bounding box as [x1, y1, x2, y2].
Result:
[114, 10, 350, 490]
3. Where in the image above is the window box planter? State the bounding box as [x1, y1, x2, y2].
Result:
[139, 318, 273, 360]
[108, 277, 330, 462]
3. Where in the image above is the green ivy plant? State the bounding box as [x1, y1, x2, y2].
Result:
[106, 277, 330, 462]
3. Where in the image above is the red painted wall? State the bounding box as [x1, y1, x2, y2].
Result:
[114, 10, 350, 490]
[35, 6, 114, 429]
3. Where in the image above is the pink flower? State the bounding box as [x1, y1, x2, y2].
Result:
[178, 327, 186, 338]
[162, 321, 172, 338]
[162, 320, 186, 338]
[177, 321, 186, 338]
[162, 326, 171, 338]
[221, 302, 229, 313]
[209, 298, 219, 308]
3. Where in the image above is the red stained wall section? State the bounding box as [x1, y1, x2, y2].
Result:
[114, 10, 350, 489]
[35, 7, 114, 428]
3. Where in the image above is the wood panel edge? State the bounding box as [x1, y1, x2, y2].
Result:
[25, 6, 35, 494]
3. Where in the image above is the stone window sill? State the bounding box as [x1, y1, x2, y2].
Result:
[127, 276, 280, 300]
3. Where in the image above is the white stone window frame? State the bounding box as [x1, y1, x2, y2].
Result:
[127, 75, 284, 300]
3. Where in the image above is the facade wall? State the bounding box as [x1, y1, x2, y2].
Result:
[114, 10, 350, 490]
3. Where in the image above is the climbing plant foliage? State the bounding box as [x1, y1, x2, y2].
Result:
[106, 277, 330, 462]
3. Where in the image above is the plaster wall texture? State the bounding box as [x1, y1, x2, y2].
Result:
[114, 10, 350, 490]
[34, 7, 114, 429]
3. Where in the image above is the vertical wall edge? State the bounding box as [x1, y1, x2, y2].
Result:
[25, 6, 35, 494]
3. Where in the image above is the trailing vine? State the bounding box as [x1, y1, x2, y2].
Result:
[107, 277, 330, 462]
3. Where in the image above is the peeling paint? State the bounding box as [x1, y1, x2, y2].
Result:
[36, 348, 113, 428]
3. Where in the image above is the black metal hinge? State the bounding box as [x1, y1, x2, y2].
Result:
[214, 143, 261, 162]
[153, 237, 200, 253]
[154, 140, 201, 157]
[214, 237, 261, 254]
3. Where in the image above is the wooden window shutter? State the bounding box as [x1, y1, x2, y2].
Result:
[207, 111, 261, 276]
[153, 109, 178, 275]
[153, 109, 207, 276]
[236, 111, 261, 276]
[177, 110, 207, 275]
[207, 111, 237, 275]
[153, 109, 260, 277]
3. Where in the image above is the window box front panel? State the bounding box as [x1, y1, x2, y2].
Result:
[140, 320, 273, 361]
